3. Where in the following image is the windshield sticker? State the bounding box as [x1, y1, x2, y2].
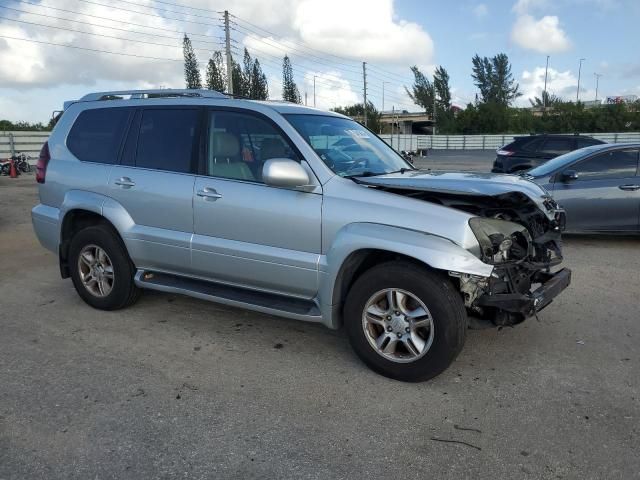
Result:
[345, 129, 370, 139]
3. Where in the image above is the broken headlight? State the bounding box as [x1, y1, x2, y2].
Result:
[469, 217, 532, 264]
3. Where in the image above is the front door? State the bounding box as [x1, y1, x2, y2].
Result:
[552, 148, 640, 231]
[108, 107, 200, 273]
[191, 109, 322, 298]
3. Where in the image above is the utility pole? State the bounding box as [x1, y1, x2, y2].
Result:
[313, 75, 316, 108]
[362, 62, 367, 127]
[576, 58, 585, 103]
[390, 105, 394, 149]
[594, 73, 603, 102]
[304, 91, 307, 106]
[432, 80, 437, 136]
[224, 10, 233, 95]
[543, 55, 550, 110]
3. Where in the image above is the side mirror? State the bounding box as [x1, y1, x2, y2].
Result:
[560, 169, 579, 182]
[262, 158, 311, 189]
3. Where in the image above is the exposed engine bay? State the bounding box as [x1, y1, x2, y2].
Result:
[355, 176, 570, 327]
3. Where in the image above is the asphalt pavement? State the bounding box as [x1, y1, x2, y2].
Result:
[1, 170, 638, 480]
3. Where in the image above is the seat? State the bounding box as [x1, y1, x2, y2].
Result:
[208, 132, 255, 181]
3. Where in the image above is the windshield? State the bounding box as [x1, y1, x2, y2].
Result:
[528, 145, 606, 177]
[285, 114, 412, 177]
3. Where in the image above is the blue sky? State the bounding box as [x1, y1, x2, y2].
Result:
[0, 0, 638, 122]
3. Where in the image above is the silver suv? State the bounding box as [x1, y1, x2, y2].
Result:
[32, 89, 571, 381]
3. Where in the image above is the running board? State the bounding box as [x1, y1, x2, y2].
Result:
[134, 270, 322, 323]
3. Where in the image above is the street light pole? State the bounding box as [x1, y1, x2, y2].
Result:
[594, 73, 603, 102]
[576, 58, 585, 103]
[382, 82, 389, 134]
[543, 55, 550, 110]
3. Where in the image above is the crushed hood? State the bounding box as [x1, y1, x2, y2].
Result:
[355, 170, 557, 221]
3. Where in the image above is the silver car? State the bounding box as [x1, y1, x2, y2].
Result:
[32, 89, 570, 382]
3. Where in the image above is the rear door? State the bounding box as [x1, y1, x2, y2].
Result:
[191, 108, 322, 298]
[108, 107, 200, 273]
[552, 148, 640, 231]
[537, 137, 574, 160]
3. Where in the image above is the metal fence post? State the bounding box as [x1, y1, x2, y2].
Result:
[614, 133, 618, 142]
[9, 133, 15, 157]
[482, 136, 486, 150]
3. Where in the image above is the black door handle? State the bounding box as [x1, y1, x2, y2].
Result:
[618, 184, 640, 191]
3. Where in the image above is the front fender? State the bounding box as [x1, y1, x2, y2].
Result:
[317, 223, 493, 328]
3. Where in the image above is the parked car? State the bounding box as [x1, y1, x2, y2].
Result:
[525, 143, 640, 232]
[492, 134, 605, 173]
[32, 89, 570, 382]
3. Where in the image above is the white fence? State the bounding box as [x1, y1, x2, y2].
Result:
[2, 131, 640, 159]
[379, 132, 640, 151]
[0, 131, 49, 159]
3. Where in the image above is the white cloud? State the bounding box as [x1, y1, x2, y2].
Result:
[512, 0, 550, 15]
[0, 0, 433, 121]
[518, 66, 597, 105]
[473, 3, 488, 18]
[511, 14, 571, 53]
[293, 0, 434, 65]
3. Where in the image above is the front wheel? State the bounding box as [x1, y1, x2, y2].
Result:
[344, 262, 467, 382]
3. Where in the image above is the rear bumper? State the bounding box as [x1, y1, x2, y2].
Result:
[31, 204, 60, 253]
[476, 268, 571, 317]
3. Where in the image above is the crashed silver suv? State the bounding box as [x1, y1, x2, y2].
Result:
[32, 89, 570, 381]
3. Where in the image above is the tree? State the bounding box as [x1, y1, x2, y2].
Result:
[183, 35, 201, 89]
[242, 48, 253, 97]
[282, 55, 301, 104]
[251, 59, 269, 100]
[333, 101, 381, 133]
[471, 53, 520, 106]
[205, 51, 226, 92]
[231, 59, 244, 97]
[433, 66, 451, 110]
[529, 91, 562, 108]
[406, 66, 434, 116]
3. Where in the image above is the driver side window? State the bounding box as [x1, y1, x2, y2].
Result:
[206, 110, 299, 183]
[572, 149, 639, 181]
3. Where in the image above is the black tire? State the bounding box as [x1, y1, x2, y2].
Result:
[344, 261, 467, 382]
[69, 224, 141, 310]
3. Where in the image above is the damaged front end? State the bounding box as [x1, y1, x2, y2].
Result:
[357, 174, 572, 327]
[446, 191, 571, 326]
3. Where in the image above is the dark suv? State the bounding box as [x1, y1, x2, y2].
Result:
[492, 134, 605, 173]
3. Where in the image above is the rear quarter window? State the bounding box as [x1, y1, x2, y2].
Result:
[67, 108, 131, 164]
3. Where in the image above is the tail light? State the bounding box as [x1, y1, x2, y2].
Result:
[496, 149, 514, 156]
[36, 141, 50, 184]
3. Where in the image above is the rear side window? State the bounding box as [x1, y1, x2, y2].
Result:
[513, 137, 543, 152]
[67, 108, 131, 164]
[573, 149, 639, 181]
[540, 138, 573, 155]
[135, 109, 199, 173]
[576, 137, 601, 149]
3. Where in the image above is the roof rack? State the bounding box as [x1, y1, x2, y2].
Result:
[78, 89, 228, 102]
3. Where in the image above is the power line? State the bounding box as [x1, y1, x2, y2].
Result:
[0, 33, 186, 62]
[13, 0, 216, 38]
[86, 0, 222, 21]
[0, 5, 223, 44]
[0, 16, 225, 52]
[73, 0, 222, 28]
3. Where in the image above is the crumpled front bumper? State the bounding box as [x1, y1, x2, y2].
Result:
[476, 268, 572, 317]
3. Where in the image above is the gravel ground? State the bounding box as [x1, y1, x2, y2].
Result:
[1, 172, 639, 480]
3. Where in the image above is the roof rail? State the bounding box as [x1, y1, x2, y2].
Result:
[78, 89, 228, 102]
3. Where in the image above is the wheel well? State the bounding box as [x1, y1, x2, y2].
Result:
[332, 249, 431, 318]
[59, 209, 121, 278]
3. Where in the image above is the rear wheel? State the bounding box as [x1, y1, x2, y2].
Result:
[344, 261, 467, 382]
[69, 224, 140, 310]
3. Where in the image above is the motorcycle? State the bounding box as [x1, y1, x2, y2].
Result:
[0, 153, 32, 176]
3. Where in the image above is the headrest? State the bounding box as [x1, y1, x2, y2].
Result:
[211, 132, 240, 157]
[260, 138, 287, 160]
